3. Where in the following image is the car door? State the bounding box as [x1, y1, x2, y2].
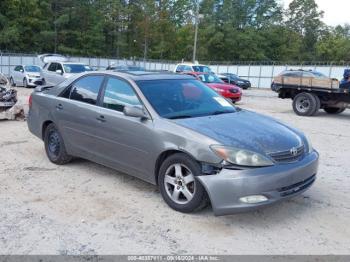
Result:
[53, 75, 106, 160]
[92, 76, 156, 180]
[12, 66, 20, 84]
[44, 62, 58, 85]
[54, 63, 66, 84]
[16, 66, 25, 84]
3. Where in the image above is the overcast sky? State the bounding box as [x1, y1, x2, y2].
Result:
[283, 0, 349, 26]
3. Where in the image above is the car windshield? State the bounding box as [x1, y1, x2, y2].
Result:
[24, 66, 41, 72]
[197, 74, 224, 84]
[63, 64, 92, 73]
[192, 65, 212, 73]
[136, 79, 237, 119]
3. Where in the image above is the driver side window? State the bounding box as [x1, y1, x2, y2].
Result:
[102, 77, 142, 112]
[48, 63, 57, 72]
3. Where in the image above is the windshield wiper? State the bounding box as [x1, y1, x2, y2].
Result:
[168, 115, 193, 120]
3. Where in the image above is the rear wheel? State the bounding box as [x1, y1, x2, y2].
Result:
[324, 107, 346, 114]
[292, 93, 319, 116]
[44, 123, 72, 165]
[158, 153, 208, 213]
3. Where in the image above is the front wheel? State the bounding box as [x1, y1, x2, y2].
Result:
[23, 78, 29, 88]
[44, 123, 72, 165]
[324, 107, 346, 114]
[158, 153, 208, 213]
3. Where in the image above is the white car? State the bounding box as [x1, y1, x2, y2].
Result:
[174, 63, 214, 74]
[42, 61, 93, 86]
[9, 65, 43, 88]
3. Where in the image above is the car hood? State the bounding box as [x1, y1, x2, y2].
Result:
[235, 78, 249, 83]
[26, 72, 41, 77]
[207, 83, 240, 90]
[173, 110, 303, 154]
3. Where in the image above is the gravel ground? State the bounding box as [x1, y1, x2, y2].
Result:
[0, 87, 349, 255]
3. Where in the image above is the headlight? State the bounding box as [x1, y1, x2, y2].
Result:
[210, 145, 274, 167]
[305, 136, 313, 153]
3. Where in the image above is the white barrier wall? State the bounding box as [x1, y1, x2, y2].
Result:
[0, 53, 348, 88]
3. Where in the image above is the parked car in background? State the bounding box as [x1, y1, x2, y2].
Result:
[41, 61, 93, 85]
[184, 72, 242, 103]
[9, 65, 43, 88]
[218, 73, 251, 89]
[27, 71, 318, 216]
[271, 69, 339, 92]
[174, 63, 213, 74]
[106, 64, 145, 71]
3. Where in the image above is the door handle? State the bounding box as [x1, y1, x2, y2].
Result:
[56, 104, 63, 110]
[96, 115, 106, 123]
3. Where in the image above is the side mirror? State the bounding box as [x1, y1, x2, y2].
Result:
[56, 69, 63, 75]
[20, 69, 24, 73]
[123, 106, 149, 119]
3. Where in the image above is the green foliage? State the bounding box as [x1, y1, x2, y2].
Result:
[0, 0, 349, 62]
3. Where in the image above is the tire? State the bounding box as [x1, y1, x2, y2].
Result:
[158, 153, 208, 213]
[311, 94, 321, 116]
[9, 77, 15, 87]
[324, 107, 346, 114]
[292, 92, 318, 116]
[23, 78, 29, 88]
[44, 123, 72, 165]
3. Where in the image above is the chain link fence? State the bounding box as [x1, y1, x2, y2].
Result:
[1, 51, 348, 88]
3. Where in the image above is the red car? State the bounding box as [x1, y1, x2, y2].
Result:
[184, 72, 242, 103]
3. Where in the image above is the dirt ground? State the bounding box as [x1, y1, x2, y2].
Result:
[0, 87, 349, 255]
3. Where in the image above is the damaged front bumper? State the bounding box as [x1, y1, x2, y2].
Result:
[197, 151, 319, 216]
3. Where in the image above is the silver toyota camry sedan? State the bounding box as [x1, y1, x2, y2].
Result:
[27, 71, 319, 216]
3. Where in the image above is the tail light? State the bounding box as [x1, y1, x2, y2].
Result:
[28, 94, 33, 108]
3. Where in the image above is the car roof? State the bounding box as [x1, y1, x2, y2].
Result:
[99, 70, 195, 81]
[176, 63, 209, 67]
[46, 61, 87, 65]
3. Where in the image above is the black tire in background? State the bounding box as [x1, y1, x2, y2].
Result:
[158, 153, 208, 213]
[324, 107, 346, 114]
[44, 123, 72, 165]
[292, 92, 318, 116]
[23, 78, 29, 88]
[9, 77, 15, 87]
[312, 94, 321, 116]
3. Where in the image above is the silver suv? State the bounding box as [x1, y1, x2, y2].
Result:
[42, 61, 93, 86]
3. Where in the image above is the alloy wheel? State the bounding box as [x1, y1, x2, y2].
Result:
[164, 163, 196, 205]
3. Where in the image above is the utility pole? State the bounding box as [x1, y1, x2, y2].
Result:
[192, 0, 200, 63]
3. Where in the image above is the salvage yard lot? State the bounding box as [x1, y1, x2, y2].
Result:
[1, 87, 349, 255]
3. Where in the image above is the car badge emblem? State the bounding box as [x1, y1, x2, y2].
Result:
[290, 147, 298, 156]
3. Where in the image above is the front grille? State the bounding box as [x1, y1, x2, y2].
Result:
[269, 145, 304, 163]
[278, 175, 316, 197]
[229, 89, 238, 93]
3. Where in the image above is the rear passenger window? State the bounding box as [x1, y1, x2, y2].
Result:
[102, 77, 141, 112]
[69, 75, 104, 105]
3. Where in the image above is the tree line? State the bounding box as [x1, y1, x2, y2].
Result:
[0, 0, 349, 62]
